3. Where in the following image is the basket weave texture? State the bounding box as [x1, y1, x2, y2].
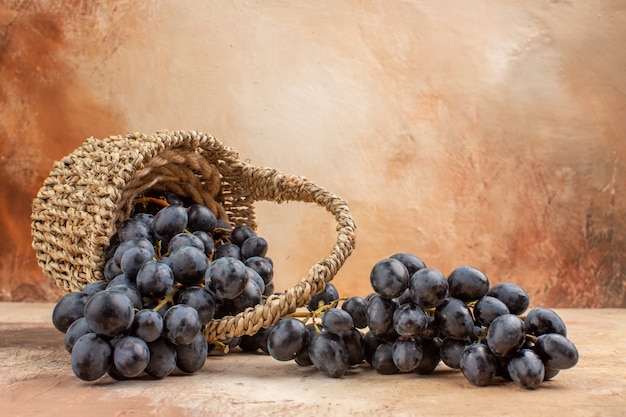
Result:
[31, 130, 356, 341]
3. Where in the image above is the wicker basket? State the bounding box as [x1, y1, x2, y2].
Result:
[31, 130, 356, 342]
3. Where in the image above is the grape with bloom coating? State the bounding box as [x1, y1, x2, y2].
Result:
[309, 332, 349, 378]
[370, 258, 410, 299]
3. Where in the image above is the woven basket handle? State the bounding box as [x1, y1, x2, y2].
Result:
[204, 164, 356, 341]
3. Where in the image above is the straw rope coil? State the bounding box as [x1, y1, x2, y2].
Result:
[31, 130, 356, 342]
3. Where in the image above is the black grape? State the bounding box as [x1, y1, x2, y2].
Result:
[507, 349, 545, 389]
[70, 333, 113, 381]
[83, 290, 135, 337]
[187, 203, 218, 233]
[447, 265, 489, 302]
[408, 267, 449, 308]
[206, 256, 249, 299]
[309, 332, 350, 378]
[459, 343, 497, 386]
[341, 296, 368, 329]
[52, 291, 89, 333]
[533, 333, 579, 370]
[473, 295, 510, 327]
[113, 336, 151, 378]
[392, 337, 423, 372]
[131, 309, 164, 343]
[487, 282, 530, 315]
[321, 308, 354, 337]
[486, 313, 526, 357]
[145, 338, 177, 378]
[162, 304, 202, 345]
[175, 332, 209, 373]
[524, 307, 567, 337]
[267, 318, 308, 361]
[369, 257, 410, 300]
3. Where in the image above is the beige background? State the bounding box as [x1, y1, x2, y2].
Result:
[1, 0, 625, 307]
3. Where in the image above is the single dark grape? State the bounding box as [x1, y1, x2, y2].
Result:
[193, 230, 216, 257]
[176, 286, 216, 325]
[507, 348, 545, 389]
[120, 246, 154, 280]
[131, 309, 164, 343]
[213, 243, 242, 260]
[244, 256, 274, 285]
[187, 203, 218, 233]
[365, 294, 398, 340]
[71, 333, 113, 381]
[341, 296, 368, 329]
[370, 258, 410, 299]
[83, 290, 135, 337]
[372, 341, 399, 375]
[267, 318, 308, 361]
[342, 328, 365, 366]
[145, 338, 177, 378]
[447, 265, 489, 302]
[414, 337, 441, 375]
[473, 295, 510, 327]
[167, 232, 205, 254]
[104, 258, 122, 281]
[486, 313, 526, 357]
[533, 333, 579, 370]
[487, 282, 530, 315]
[307, 282, 340, 311]
[151, 205, 188, 244]
[82, 281, 108, 297]
[227, 278, 263, 313]
[162, 304, 202, 345]
[167, 245, 208, 286]
[459, 343, 497, 386]
[136, 260, 174, 299]
[363, 331, 381, 366]
[294, 323, 319, 366]
[175, 332, 209, 373]
[392, 337, 423, 372]
[408, 267, 449, 308]
[106, 273, 136, 290]
[52, 291, 89, 333]
[434, 298, 474, 340]
[389, 253, 427, 276]
[524, 307, 567, 337]
[113, 336, 150, 378]
[107, 284, 144, 310]
[206, 256, 249, 300]
[117, 218, 153, 242]
[440, 337, 470, 369]
[392, 302, 428, 337]
[112, 238, 154, 268]
[263, 280, 275, 297]
[64, 317, 93, 353]
[241, 236, 269, 259]
[132, 212, 154, 227]
[322, 308, 355, 337]
[309, 331, 350, 378]
[231, 225, 256, 247]
[245, 267, 266, 294]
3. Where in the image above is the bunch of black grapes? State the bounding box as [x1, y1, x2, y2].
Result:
[51, 192, 276, 382]
[261, 253, 579, 389]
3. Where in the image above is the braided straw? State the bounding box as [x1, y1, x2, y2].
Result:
[31, 130, 356, 342]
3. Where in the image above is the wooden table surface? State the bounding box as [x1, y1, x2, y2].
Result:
[1, 302, 624, 417]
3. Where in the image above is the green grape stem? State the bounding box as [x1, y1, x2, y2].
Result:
[151, 285, 181, 312]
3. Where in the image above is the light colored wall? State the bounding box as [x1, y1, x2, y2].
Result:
[2, 1, 625, 307]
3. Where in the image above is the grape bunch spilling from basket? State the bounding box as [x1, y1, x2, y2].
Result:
[52, 190, 578, 390]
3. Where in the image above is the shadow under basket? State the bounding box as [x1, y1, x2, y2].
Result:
[31, 130, 356, 342]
